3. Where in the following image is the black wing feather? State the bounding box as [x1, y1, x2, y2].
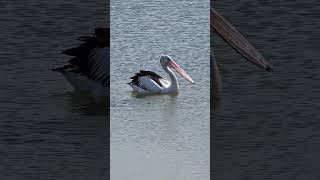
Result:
[130, 70, 164, 87]
[52, 27, 110, 87]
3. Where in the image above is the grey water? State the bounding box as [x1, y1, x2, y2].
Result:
[213, 1, 320, 179]
[111, 0, 209, 179]
[0, 1, 109, 179]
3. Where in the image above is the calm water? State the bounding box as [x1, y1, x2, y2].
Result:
[213, 1, 320, 179]
[111, 0, 209, 179]
[3, 0, 317, 179]
[0, 1, 109, 179]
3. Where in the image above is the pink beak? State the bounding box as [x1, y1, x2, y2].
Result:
[169, 60, 195, 84]
[211, 8, 273, 72]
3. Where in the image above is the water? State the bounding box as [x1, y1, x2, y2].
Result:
[111, 0, 210, 179]
[3, 1, 316, 179]
[0, 1, 109, 179]
[213, 1, 320, 179]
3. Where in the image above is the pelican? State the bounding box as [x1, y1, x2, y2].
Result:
[52, 27, 110, 97]
[211, 8, 273, 99]
[128, 55, 194, 94]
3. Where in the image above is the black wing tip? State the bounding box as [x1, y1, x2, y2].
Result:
[265, 64, 273, 72]
[51, 64, 76, 72]
[94, 27, 110, 36]
[77, 35, 93, 41]
[51, 67, 64, 72]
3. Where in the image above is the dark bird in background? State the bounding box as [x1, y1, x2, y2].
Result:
[52, 27, 110, 97]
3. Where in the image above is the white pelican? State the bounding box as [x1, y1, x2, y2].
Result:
[211, 8, 273, 99]
[52, 27, 110, 97]
[128, 55, 194, 94]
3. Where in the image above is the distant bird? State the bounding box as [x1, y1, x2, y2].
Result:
[52, 27, 110, 97]
[128, 55, 194, 94]
[211, 8, 273, 99]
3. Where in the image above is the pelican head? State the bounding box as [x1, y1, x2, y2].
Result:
[160, 55, 194, 84]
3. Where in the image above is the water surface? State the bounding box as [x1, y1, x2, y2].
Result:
[111, 1, 210, 179]
[213, 1, 320, 179]
[0, 1, 109, 179]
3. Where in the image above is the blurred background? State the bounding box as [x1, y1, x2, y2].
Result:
[0, 1, 109, 179]
[212, 0, 320, 179]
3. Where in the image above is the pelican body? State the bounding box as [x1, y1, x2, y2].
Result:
[128, 55, 194, 94]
